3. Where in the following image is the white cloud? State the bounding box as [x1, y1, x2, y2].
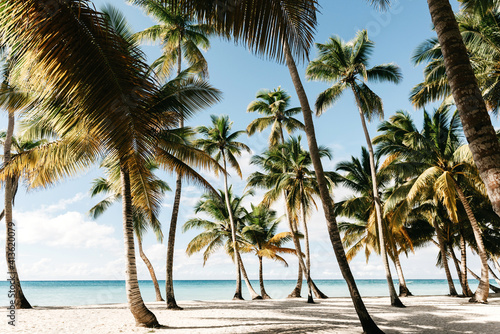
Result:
[14, 209, 120, 250]
[41, 193, 87, 213]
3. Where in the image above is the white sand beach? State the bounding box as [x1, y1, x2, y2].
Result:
[1, 294, 499, 334]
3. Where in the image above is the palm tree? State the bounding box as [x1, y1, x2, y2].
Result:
[247, 87, 304, 146]
[195, 115, 257, 299]
[131, 0, 213, 80]
[376, 106, 490, 303]
[183, 187, 261, 299]
[246, 86, 307, 297]
[334, 147, 414, 297]
[423, 0, 500, 218]
[5, 1, 383, 332]
[306, 30, 404, 307]
[248, 136, 333, 302]
[0, 2, 221, 326]
[88, 160, 171, 302]
[241, 204, 296, 299]
[0, 74, 34, 309]
[131, 2, 215, 307]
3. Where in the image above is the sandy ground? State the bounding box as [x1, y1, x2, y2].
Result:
[1, 294, 499, 333]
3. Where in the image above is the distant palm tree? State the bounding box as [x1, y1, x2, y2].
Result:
[88, 160, 170, 302]
[247, 86, 306, 297]
[241, 204, 296, 299]
[375, 106, 490, 302]
[307, 30, 404, 307]
[131, 0, 213, 80]
[195, 115, 256, 299]
[183, 187, 261, 299]
[247, 87, 304, 146]
[248, 136, 333, 302]
[334, 147, 413, 297]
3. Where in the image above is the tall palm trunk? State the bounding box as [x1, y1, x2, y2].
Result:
[432, 224, 458, 296]
[236, 252, 261, 299]
[165, 39, 185, 310]
[137, 236, 164, 302]
[458, 231, 473, 296]
[283, 39, 383, 334]
[427, 0, 500, 218]
[4, 112, 31, 310]
[300, 198, 314, 303]
[221, 152, 243, 300]
[351, 86, 404, 308]
[453, 182, 489, 302]
[448, 242, 472, 296]
[391, 251, 412, 297]
[120, 164, 159, 327]
[285, 209, 314, 303]
[258, 255, 271, 299]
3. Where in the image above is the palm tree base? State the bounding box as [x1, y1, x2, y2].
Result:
[307, 295, 315, 304]
[398, 285, 413, 297]
[287, 288, 302, 298]
[166, 299, 183, 310]
[261, 294, 272, 299]
[252, 295, 263, 300]
[232, 294, 244, 300]
[391, 296, 406, 308]
[469, 295, 488, 304]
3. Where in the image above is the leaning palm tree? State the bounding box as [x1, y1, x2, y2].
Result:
[306, 30, 404, 307]
[0, 2, 221, 326]
[183, 187, 261, 299]
[241, 204, 296, 299]
[195, 115, 257, 299]
[88, 159, 170, 302]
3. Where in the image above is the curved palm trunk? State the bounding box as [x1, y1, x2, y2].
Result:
[432, 224, 458, 296]
[165, 40, 185, 310]
[4, 112, 31, 310]
[489, 265, 500, 286]
[493, 257, 500, 275]
[454, 182, 489, 303]
[448, 242, 472, 297]
[458, 231, 473, 297]
[352, 86, 404, 308]
[427, 0, 500, 218]
[120, 165, 159, 327]
[137, 236, 164, 302]
[463, 262, 500, 293]
[283, 39, 383, 333]
[288, 261, 303, 298]
[236, 252, 261, 299]
[391, 251, 412, 297]
[258, 255, 271, 299]
[221, 153, 243, 300]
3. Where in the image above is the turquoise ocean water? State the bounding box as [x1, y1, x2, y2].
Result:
[0, 279, 491, 307]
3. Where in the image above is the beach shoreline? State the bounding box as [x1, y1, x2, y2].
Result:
[1, 294, 499, 333]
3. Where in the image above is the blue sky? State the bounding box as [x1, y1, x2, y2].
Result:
[0, 0, 492, 283]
